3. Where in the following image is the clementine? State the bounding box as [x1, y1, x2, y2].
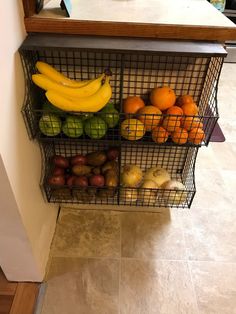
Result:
[166, 106, 184, 116]
[176, 94, 194, 106]
[162, 116, 181, 132]
[152, 126, 169, 144]
[171, 128, 188, 145]
[123, 96, 145, 115]
[181, 116, 203, 131]
[188, 127, 205, 145]
[150, 86, 176, 111]
[181, 102, 198, 116]
[137, 106, 162, 131]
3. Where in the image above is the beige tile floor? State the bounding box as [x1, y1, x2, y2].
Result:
[41, 63, 236, 314]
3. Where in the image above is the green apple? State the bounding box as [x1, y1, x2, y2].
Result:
[39, 114, 61, 136]
[84, 116, 108, 139]
[62, 115, 83, 138]
[100, 102, 119, 128]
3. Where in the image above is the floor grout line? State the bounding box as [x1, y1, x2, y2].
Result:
[178, 209, 200, 314]
[48, 255, 236, 264]
[180, 210, 200, 314]
[187, 261, 200, 314]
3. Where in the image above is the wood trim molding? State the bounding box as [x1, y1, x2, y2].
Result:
[9, 283, 39, 314]
[0, 268, 40, 314]
[24, 17, 236, 41]
[22, 0, 36, 17]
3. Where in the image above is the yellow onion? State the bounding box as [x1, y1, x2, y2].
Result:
[144, 167, 171, 187]
[121, 165, 143, 187]
[161, 180, 187, 205]
[139, 180, 158, 206]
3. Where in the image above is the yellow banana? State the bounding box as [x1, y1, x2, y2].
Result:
[36, 61, 90, 87]
[32, 73, 105, 98]
[45, 76, 112, 112]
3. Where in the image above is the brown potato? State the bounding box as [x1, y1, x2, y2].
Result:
[86, 151, 107, 167]
[92, 167, 101, 175]
[102, 160, 119, 174]
[105, 169, 119, 187]
[72, 165, 92, 176]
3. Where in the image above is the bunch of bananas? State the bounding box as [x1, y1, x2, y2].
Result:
[32, 61, 112, 112]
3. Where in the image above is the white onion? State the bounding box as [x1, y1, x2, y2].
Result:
[121, 165, 143, 187]
[144, 167, 171, 187]
[120, 188, 138, 202]
[139, 180, 158, 205]
[161, 180, 187, 205]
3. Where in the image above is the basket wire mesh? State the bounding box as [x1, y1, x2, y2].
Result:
[41, 140, 197, 208]
[19, 42, 224, 208]
[20, 48, 223, 146]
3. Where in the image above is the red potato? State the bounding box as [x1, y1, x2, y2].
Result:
[52, 155, 69, 168]
[66, 175, 77, 187]
[89, 174, 105, 187]
[74, 176, 89, 187]
[52, 167, 65, 176]
[70, 154, 87, 166]
[48, 175, 65, 186]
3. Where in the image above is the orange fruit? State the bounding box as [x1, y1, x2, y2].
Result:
[162, 116, 181, 132]
[121, 118, 146, 141]
[150, 86, 176, 111]
[181, 116, 203, 131]
[188, 127, 205, 145]
[123, 96, 145, 115]
[152, 126, 169, 144]
[166, 106, 183, 116]
[176, 95, 194, 106]
[137, 106, 162, 131]
[181, 102, 198, 116]
[171, 128, 188, 145]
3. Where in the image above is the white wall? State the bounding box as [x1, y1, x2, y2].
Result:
[0, 155, 43, 281]
[0, 0, 58, 281]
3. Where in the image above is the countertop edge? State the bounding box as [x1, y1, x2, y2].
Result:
[24, 17, 236, 41]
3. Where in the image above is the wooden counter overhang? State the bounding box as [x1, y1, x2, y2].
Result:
[23, 0, 236, 41]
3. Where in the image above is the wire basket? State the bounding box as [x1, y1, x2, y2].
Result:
[42, 141, 120, 205]
[41, 140, 197, 208]
[19, 38, 225, 146]
[119, 143, 197, 208]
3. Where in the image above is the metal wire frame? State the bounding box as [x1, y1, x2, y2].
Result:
[121, 54, 223, 146]
[42, 140, 120, 205]
[18, 38, 225, 209]
[119, 143, 197, 208]
[41, 140, 197, 208]
[20, 49, 123, 140]
[20, 48, 224, 146]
